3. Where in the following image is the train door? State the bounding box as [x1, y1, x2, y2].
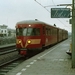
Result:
[41, 26, 46, 47]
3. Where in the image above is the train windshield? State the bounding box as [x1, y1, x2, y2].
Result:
[16, 28, 40, 36]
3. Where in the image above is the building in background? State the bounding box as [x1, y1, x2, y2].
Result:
[0, 24, 8, 37]
[0, 24, 16, 37]
[8, 28, 16, 37]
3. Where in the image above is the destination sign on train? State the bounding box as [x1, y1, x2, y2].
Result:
[51, 8, 70, 18]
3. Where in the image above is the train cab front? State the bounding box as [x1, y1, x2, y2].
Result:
[16, 38, 27, 56]
[16, 25, 42, 56]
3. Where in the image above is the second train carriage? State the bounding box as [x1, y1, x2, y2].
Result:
[15, 19, 68, 56]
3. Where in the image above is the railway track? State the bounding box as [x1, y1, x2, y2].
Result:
[0, 44, 23, 75]
[0, 44, 21, 66]
[0, 45, 16, 53]
[0, 51, 21, 66]
[0, 42, 59, 75]
[0, 52, 39, 75]
[0, 44, 41, 75]
[0, 57, 25, 75]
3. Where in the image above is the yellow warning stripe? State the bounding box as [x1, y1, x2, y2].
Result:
[25, 39, 41, 47]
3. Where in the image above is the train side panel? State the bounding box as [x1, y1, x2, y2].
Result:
[42, 25, 58, 47]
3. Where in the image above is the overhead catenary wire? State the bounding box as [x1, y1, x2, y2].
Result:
[34, 0, 50, 12]
[34, 0, 71, 30]
[51, 0, 71, 28]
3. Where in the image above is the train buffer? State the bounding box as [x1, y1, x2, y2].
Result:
[6, 38, 75, 75]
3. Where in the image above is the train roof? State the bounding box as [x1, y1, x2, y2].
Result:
[16, 19, 68, 32]
[16, 19, 56, 28]
[16, 19, 45, 25]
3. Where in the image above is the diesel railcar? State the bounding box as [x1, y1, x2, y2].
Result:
[15, 19, 68, 56]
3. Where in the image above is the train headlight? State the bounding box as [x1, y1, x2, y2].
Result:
[19, 40, 21, 43]
[27, 40, 31, 44]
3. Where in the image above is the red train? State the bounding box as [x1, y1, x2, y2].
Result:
[15, 19, 68, 56]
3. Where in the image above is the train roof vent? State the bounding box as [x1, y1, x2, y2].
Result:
[35, 19, 38, 21]
[54, 24, 56, 27]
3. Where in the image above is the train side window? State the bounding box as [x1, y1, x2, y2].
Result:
[51, 29, 53, 35]
[52, 29, 54, 35]
[27, 28, 40, 36]
[49, 29, 51, 35]
[53, 29, 57, 35]
[51, 29, 52, 35]
[54, 29, 57, 35]
[34, 28, 40, 36]
[46, 28, 48, 35]
[16, 28, 23, 36]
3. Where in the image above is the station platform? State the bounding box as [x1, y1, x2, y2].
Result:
[6, 38, 75, 75]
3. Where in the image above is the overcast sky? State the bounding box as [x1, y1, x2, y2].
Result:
[0, 0, 72, 32]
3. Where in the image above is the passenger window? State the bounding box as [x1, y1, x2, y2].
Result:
[34, 28, 40, 36]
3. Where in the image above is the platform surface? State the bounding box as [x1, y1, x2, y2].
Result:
[6, 38, 75, 75]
